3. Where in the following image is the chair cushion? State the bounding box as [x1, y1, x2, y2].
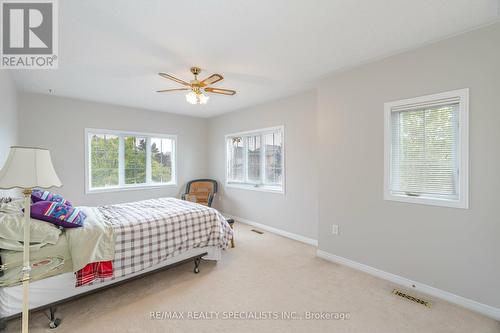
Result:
[188, 181, 215, 206]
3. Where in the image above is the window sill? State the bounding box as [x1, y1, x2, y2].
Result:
[225, 183, 284, 194]
[86, 183, 177, 194]
[384, 192, 468, 209]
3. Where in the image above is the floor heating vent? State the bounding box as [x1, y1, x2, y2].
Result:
[392, 289, 432, 308]
[251, 229, 264, 234]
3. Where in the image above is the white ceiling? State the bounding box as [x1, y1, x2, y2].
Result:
[10, 0, 499, 117]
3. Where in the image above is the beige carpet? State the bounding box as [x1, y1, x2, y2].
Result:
[5, 223, 500, 333]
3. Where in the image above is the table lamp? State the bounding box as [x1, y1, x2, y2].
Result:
[0, 146, 62, 333]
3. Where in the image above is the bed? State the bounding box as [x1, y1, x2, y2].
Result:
[0, 197, 233, 327]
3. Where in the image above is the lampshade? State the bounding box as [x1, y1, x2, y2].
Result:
[0, 146, 62, 189]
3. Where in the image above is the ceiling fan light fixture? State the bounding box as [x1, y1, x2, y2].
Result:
[158, 67, 235, 106]
[185, 91, 197, 104]
[198, 93, 209, 104]
[186, 91, 209, 105]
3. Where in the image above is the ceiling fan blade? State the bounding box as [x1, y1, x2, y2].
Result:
[158, 73, 191, 86]
[201, 74, 224, 85]
[156, 88, 190, 93]
[204, 87, 236, 96]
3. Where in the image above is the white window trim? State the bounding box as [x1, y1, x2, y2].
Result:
[85, 128, 177, 194]
[225, 126, 285, 194]
[383, 89, 469, 209]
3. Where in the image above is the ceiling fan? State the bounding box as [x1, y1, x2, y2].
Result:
[157, 67, 236, 105]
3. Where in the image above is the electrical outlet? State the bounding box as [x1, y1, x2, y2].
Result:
[332, 224, 339, 235]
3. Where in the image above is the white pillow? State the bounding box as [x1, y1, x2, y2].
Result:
[0, 199, 24, 214]
[0, 238, 47, 252]
[0, 212, 61, 245]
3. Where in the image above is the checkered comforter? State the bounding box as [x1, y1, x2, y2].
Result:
[98, 198, 233, 279]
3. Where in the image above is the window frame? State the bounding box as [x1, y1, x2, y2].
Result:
[85, 128, 177, 194]
[383, 89, 469, 209]
[225, 126, 285, 194]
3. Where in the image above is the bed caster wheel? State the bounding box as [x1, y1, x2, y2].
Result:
[49, 318, 61, 329]
[193, 257, 201, 274]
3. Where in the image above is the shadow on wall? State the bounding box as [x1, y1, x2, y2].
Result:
[212, 186, 240, 214]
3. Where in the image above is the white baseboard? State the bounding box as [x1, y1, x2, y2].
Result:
[222, 212, 318, 247]
[316, 249, 500, 321]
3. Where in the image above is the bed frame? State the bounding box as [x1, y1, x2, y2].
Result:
[0, 252, 206, 331]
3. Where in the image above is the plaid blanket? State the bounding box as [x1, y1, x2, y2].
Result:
[97, 198, 232, 279]
[76, 261, 113, 286]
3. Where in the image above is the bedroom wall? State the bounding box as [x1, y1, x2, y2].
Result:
[0, 72, 19, 198]
[17, 93, 208, 206]
[317, 22, 500, 309]
[207, 91, 318, 242]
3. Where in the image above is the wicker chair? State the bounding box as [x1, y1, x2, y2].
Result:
[181, 179, 234, 247]
[181, 179, 218, 207]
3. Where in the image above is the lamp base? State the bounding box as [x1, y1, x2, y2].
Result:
[21, 188, 32, 333]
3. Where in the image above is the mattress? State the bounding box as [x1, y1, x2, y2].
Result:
[0, 234, 73, 287]
[0, 246, 221, 318]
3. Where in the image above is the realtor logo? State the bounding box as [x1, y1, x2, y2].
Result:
[1, 0, 58, 69]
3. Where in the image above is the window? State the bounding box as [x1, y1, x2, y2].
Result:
[89, 133, 119, 188]
[124, 136, 147, 185]
[384, 89, 469, 208]
[226, 126, 284, 193]
[86, 129, 176, 193]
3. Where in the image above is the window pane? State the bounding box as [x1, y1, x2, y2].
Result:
[124, 136, 146, 184]
[391, 104, 457, 197]
[90, 134, 119, 188]
[247, 135, 261, 183]
[264, 132, 283, 185]
[227, 136, 244, 182]
[151, 138, 173, 183]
